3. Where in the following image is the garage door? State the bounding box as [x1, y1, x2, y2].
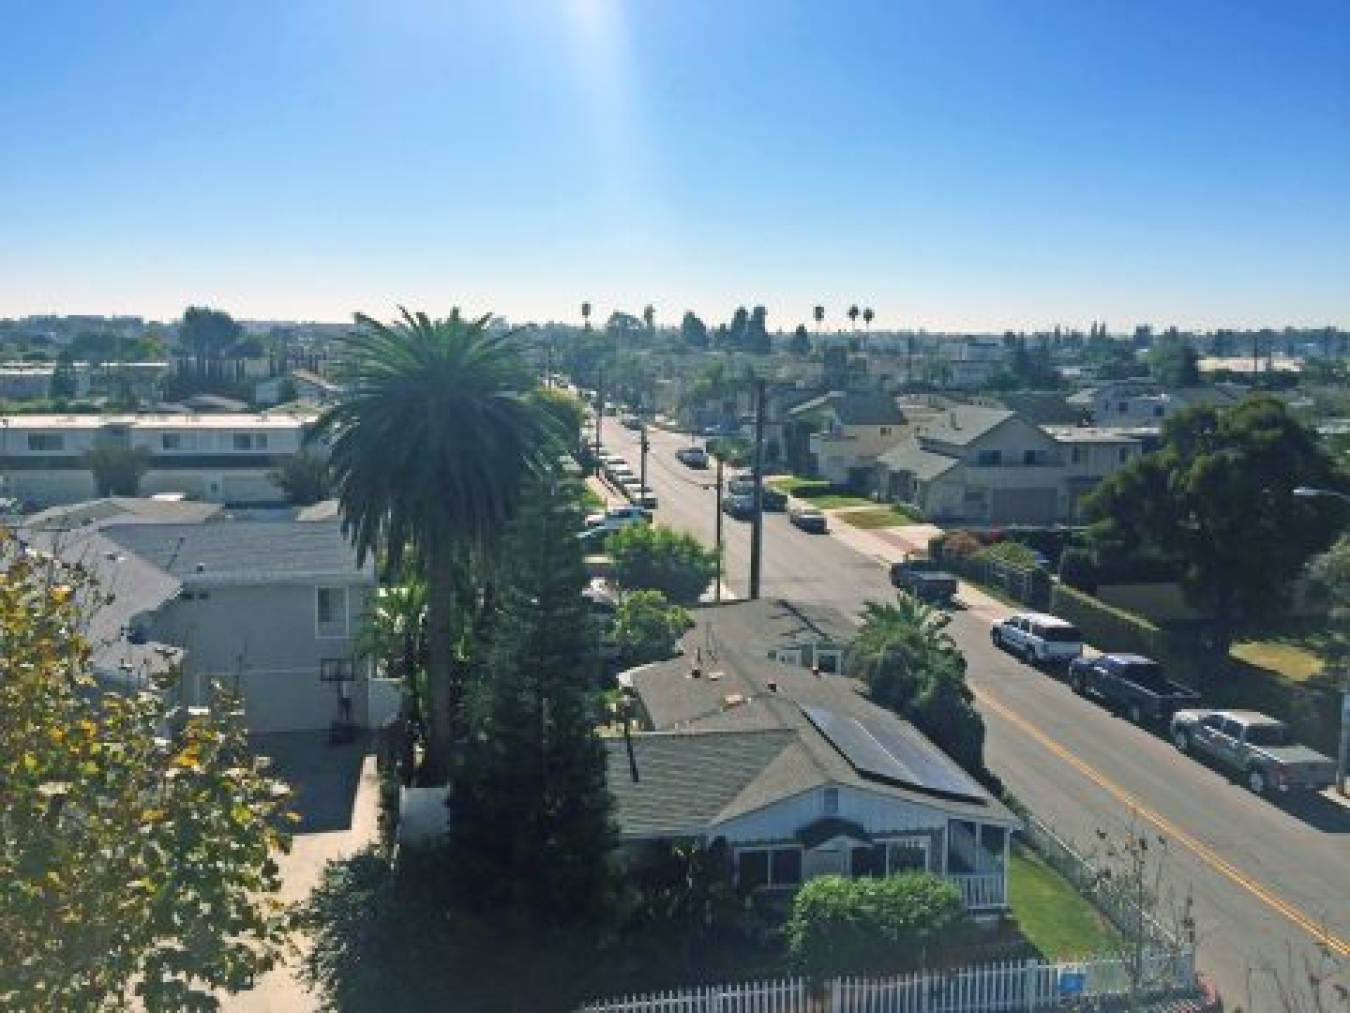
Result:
[989, 487, 1058, 525]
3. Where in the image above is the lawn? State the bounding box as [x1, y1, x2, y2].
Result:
[840, 506, 924, 529]
[1008, 847, 1121, 959]
[767, 476, 875, 509]
[1230, 640, 1324, 683]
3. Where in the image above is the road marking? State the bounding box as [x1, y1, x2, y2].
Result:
[975, 686, 1350, 957]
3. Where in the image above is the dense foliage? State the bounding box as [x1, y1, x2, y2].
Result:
[786, 874, 970, 976]
[268, 447, 332, 505]
[1084, 397, 1347, 654]
[609, 588, 692, 665]
[606, 524, 720, 604]
[84, 441, 151, 497]
[0, 532, 292, 1011]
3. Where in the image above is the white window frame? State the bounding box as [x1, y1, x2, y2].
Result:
[316, 586, 349, 638]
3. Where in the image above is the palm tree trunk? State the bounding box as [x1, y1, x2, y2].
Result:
[422, 540, 459, 784]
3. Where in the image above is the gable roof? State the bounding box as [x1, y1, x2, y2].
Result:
[790, 391, 904, 427]
[623, 642, 1014, 827]
[101, 520, 372, 585]
[916, 406, 1015, 446]
[690, 598, 856, 654]
[877, 441, 961, 481]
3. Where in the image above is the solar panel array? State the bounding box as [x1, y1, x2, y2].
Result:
[801, 704, 987, 804]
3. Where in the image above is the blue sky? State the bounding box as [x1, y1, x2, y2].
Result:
[1, 0, 1347, 330]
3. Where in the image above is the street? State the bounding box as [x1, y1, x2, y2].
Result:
[600, 422, 1350, 1009]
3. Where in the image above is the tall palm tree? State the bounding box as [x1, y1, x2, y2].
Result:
[848, 304, 860, 330]
[863, 307, 874, 331]
[813, 305, 825, 333]
[315, 308, 556, 781]
[581, 301, 592, 332]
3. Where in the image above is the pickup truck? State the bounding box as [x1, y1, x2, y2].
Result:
[889, 557, 959, 606]
[1067, 653, 1201, 726]
[1170, 708, 1338, 796]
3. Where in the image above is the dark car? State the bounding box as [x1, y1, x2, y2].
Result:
[1068, 653, 1201, 725]
[722, 493, 756, 520]
[676, 446, 709, 469]
[789, 504, 828, 533]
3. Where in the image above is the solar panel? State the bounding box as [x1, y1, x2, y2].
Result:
[801, 704, 987, 805]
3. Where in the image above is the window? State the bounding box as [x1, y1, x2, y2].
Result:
[887, 840, 928, 873]
[232, 433, 269, 451]
[976, 449, 1002, 466]
[27, 433, 63, 452]
[316, 586, 348, 637]
[162, 433, 180, 450]
[1153, 405, 1165, 418]
[851, 844, 886, 877]
[822, 787, 839, 816]
[816, 649, 841, 674]
[1118, 401, 1129, 413]
[1071, 446, 1084, 464]
[880, 426, 892, 436]
[1118, 447, 1131, 463]
[1023, 450, 1037, 465]
[737, 847, 801, 889]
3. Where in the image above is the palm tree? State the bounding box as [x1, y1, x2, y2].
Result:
[581, 301, 592, 332]
[315, 308, 557, 781]
[863, 307, 875, 331]
[813, 305, 825, 333]
[642, 304, 655, 333]
[848, 304, 860, 330]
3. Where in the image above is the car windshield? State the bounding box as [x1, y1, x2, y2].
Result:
[1122, 661, 1164, 689]
[1244, 723, 1287, 747]
[1042, 626, 1081, 643]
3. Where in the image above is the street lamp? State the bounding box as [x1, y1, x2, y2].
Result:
[1293, 485, 1350, 796]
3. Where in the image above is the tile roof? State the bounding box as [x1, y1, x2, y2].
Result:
[101, 520, 372, 585]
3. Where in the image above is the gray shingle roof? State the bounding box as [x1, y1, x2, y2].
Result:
[790, 392, 904, 427]
[916, 406, 1014, 446]
[877, 441, 960, 481]
[689, 599, 856, 656]
[102, 520, 372, 585]
[604, 729, 797, 839]
[24, 497, 223, 530]
[623, 643, 1015, 827]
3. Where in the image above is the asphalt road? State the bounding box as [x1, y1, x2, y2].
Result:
[598, 422, 1350, 1009]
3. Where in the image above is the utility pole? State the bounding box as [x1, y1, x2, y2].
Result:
[593, 363, 605, 466]
[639, 420, 650, 493]
[749, 376, 766, 600]
[713, 456, 724, 604]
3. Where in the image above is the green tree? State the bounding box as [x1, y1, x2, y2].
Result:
[785, 873, 970, 977]
[848, 304, 860, 330]
[788, 324, 811, 357]
[530, 386, 588, 454]
[847, 596, 987, 776]
[813, 305, 825, 332]
[863, 307, 875, 330]
[0, 534, 292, 1011]
[745, 305, 771, 354]
[179, 306, 243, 384]
[607, 524, 720, 604]
[609, 588, 692, 665]
[447, 475, 616, 927]
[269, 448, 332, 506]
[1310, 533, 1350, 697]
[726, 306, 750, 351]
[48, 350, 77, 401]
[313, 308, 556, 781]
[1085, 398, 1347, 657]
[642, 304, 655, 333]
[1149, 331, 1201, 387]
[679, 311, 709, 349]
[84, 441, 150, 497]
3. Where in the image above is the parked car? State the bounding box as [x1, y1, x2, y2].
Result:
[1067, 653, 1201, 725]
[789, 504, 828, 533]
[761, 486, 787, 512]
[676, 445, 709, 469]
[727, 474, 755, 497]
[722, 493, 756, 520]
[629, 486, 659, 510]
[607, 463, 635, 485]
[1170, 708, 1337, 796]
[619, 414, 642, 431]
[889, 556, 959, 606]
[991, 612, 1083, 667]
[584, 505, 651, 529]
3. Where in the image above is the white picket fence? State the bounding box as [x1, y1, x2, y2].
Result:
[578, 953, 1196, 1013]
[578, 977, 809, 1012]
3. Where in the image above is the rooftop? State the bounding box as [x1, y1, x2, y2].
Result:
[0, 411, 317, 430]
[916, 406, 1015, 446]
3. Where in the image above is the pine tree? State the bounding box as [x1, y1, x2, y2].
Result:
[448, 474, 616, 928]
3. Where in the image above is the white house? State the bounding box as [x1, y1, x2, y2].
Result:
[0, 410, 318, 508]
[1067, 381, 1244, 428]
[788, 391, 910, 487]
[612, 640, 1018, 912]
[20, 502, 398, 735]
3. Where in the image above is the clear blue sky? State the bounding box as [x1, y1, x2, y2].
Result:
[2, 0, 1347, 331]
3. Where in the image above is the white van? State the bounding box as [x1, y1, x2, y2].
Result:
[991, 612, 1083, 667]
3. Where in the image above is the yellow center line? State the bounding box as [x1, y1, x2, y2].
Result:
[975, 686, 1350, 957]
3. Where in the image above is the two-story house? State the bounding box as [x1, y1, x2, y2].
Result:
[788, 391, 909, 488]
[876, 406, 1142, 524]
[21, 503, 395, 735]
[0, 411, 318, 508]
[1067, 381, 1244, 428]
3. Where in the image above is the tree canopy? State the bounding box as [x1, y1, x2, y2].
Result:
[1149, 331, 1201, 387]
[0, 531, 292, 1011]
[1084, 397, 1348, 655]
[607, 524, 720, 604]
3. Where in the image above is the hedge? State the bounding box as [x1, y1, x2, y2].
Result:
[1049, 584, 1166, 660]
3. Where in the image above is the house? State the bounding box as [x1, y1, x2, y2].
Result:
[610, 629, 1018, 912]
[0, 410, 318, 508]
[255, 368, 343, 407]
[1067, 381, 1244, 428]
[935, 338, 1005, 389]
[692, 597, 856, 674]
[788, 391, 908, 487]
[19, 503, 396, 735]
[876, 405, 1142, 524]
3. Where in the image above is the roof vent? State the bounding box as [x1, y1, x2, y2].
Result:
[722, 693, 745, 709]
[195, 562, 206, 572]
[767, 679, 779, 693]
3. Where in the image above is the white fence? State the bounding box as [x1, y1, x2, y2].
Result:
[578, 954, 1197, 1013]
[578, 977, 809, 1013]
[949, 872, 1005, 910]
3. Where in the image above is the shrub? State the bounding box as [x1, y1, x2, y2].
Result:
[786, 873, 971, 977]
[942, 530, 985, 560]
[609, 589, 692, 665]
[979, 540, 1040, 568]
[607, 525, 720, 604]
[1058, 547, 1098, 592]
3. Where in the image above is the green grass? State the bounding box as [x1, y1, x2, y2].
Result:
[840, 506, 923, 529]
[1230, 640, 1323, 683]
[767, 476, 874, 509]
[1008, 847, 1121, 959]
